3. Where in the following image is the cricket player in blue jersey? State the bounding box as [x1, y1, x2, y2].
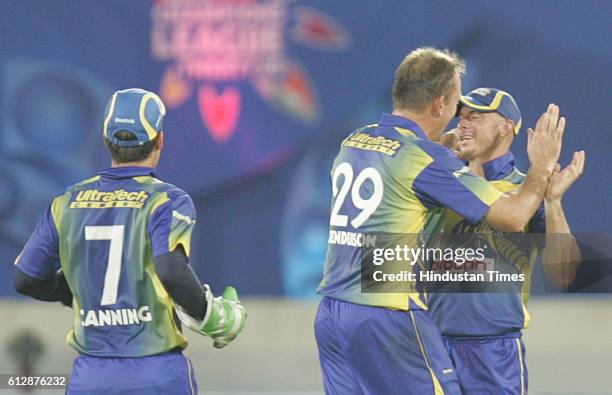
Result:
[315, 47, 568, 395]
[429, 88, 584, 395]
[14, 88, 247, 394]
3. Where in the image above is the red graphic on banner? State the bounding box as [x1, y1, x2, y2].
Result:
[198, 85, 241, 143]
[290, 7, 351, 50]
[268, 62, 317, 122]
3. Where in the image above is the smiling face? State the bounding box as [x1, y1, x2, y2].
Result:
[456, 107, 513, 162]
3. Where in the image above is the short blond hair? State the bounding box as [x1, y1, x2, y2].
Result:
[392, 47, 465, 111]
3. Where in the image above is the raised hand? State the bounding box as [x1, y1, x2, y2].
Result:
[527, 104, 565, 175]
[545, 151, 586, 202]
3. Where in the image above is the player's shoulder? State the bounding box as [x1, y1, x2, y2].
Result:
[341, 122, 432, 158]
[345, 122, 415, 144]
[137, 178, 195, 214]
[411, 138, 466, 170]
[413, 137, 454, 158]
[137, 177, 193, 203]
[53, 174, 101, 202]
[164, 185, 194, 207]
[337, 123, 406, 160]
[63, 174, 101, 192]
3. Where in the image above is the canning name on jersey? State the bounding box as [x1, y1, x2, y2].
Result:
[317, 113, 503, 311]
[15, 166, 196, 358]
[427, 152, 546, 336]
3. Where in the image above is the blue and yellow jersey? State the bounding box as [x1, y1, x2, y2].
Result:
[317, 113, 503, 311]
[428, 152, 546, 336]
[15, 167, 196, 357]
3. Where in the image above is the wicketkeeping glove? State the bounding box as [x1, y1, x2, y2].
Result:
[176, 284, 247, 348]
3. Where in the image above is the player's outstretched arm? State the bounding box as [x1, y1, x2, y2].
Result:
[541, 151, 585, 287]
[485, 104, 565, 231]
[154, 249, 247, 348]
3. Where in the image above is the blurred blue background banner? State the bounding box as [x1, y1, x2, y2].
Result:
[1, 0, 610, 297]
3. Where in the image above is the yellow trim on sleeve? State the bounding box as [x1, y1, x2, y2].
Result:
[490, 180, 520, 194]
[50, 192, 71, 234]
[147, 192, 194, 256]
[149, 192, 170, 213]
[481, 186, 504, 207]
[169, 228, 193, 257]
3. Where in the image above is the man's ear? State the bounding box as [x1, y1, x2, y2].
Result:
[431, 95, 446, 117]
[156, 131, 164, 150]
[499, 119, 514, 137]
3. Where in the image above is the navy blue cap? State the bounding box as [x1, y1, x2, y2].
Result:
[459, 88, 522, 134]
[103, 88, 166, 147]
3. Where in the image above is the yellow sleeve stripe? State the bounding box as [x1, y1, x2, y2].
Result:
[51, 192, 71, 233]
[480, 187, 504, 207]
[149, 192, 170, 214]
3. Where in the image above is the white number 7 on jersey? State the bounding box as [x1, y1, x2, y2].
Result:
[85, 225, 125, 306]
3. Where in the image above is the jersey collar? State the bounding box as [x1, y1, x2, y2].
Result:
[378, 113, 428, 140]
[98, 166, 156, 179]
[481, 151, 516, 181]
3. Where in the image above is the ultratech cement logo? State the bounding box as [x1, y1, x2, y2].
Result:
[70, 189, 150, 209]
[342, 132, 403, 157]
[151, 0, 351, 143]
